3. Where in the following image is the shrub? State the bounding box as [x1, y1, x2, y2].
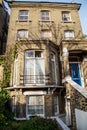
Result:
[18, 117, 59, 130]
[2, 117, 60, 130]
[0, 88, 14, 129]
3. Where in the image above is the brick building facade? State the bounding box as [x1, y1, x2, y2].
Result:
[6, 1, 87, 129]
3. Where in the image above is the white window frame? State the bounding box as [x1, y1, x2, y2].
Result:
[24, 50, 45, 85]
[17, 30, 28, 40]
[40, 10, 50, 21]
[51, 53, 57, 84]
[62, 12, 71, 22]
[64, 30, 74, 39]
[53, 96, 59, 116]
[18, 10, 29, 21]
[41, 30, 52, 40]
[26, 95, 44, 118]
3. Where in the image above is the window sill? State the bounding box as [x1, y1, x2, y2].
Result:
[61, 20, 75, 23]
[39, 20, 54, 23]
[16, 20, 32, 22]
[17, 38, 28, 41]
[63, 37, 75, 40]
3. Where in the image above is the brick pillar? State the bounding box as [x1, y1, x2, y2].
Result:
[16, 93, 26, 118]
[45, 94, 53, 117]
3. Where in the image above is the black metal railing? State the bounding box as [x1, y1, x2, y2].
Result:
[20, 75, 47, 85]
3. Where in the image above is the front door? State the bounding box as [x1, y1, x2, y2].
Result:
[69, 63, 82, 86]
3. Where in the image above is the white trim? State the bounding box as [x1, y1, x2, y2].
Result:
[54, 116, 70, 130]
[63, 76, 87, 98]
[14, 117, 26, 120]
[23, 91, 46, 95]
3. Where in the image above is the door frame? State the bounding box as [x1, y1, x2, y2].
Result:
[69, 62, 82, 86]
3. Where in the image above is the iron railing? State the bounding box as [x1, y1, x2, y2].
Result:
[20, 75, 47, 85]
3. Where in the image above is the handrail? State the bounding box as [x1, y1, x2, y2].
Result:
[63, 76, 87, 98]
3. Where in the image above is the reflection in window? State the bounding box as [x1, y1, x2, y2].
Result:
[62, 12, 71, 22]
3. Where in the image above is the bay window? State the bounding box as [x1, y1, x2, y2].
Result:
[24, 50, 45, 85]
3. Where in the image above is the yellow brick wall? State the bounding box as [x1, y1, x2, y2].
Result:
[7, 2, 83, 47]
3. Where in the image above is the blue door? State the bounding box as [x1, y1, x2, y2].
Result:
[69, 63, 82, 86]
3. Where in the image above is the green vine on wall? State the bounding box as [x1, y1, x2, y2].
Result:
[0, 44, 18, 88]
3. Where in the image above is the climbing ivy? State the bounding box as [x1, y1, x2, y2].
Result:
[0, 44, 18, 88]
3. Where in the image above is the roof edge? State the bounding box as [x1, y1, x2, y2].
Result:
[7, 1, 81, 10]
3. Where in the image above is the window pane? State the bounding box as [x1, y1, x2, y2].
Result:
[64, 31, 74, 38]
[51, 53, 56, 83]
[62, 12, 71, 21]
[41, 30, 52, 40]
[35, 51, 42, 57]
[41, 11, 50, 21]
[35, 59, 45, 84]
[25, 51, 34, 57]
[19, 10, 28, 21]
[24, 50, 45, 84]
[24, 59, 34, 84]
[53, 96, 59, 115]
[28, 96, 44, 115]
[17, 30, 28, 39]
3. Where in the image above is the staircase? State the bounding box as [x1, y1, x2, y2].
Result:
[63, 76, 87, 130]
